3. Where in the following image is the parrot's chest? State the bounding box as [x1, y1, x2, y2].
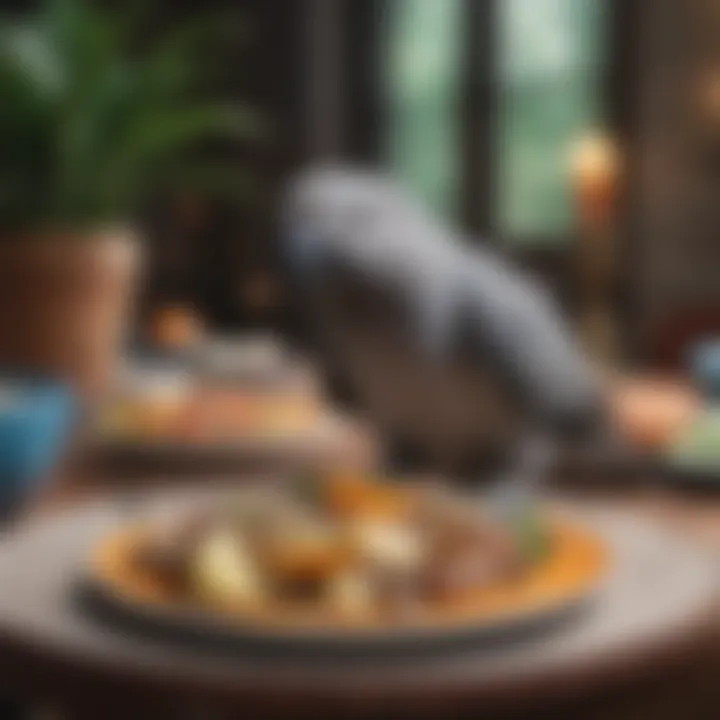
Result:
[315, 267, 523, 469]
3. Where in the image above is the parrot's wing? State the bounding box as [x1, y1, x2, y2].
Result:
[458, 246, 601, 435]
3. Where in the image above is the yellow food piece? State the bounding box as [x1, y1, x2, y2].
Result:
[192, 529, 265, 607]
[350, 519, 425, 571]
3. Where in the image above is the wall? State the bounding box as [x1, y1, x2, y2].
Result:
[635, 0, 720, 361]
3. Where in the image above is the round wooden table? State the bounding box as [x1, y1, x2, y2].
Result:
[0, 483, 717, 720]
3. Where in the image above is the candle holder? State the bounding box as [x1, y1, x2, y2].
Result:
[570, 133, 622, 370]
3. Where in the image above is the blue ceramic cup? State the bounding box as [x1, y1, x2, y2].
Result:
[0, 377, 76, 519]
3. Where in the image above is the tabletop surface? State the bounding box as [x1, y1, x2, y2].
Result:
[0, 480, 716, 717]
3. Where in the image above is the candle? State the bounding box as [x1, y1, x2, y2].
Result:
[570, 131, 622, 367]
[570, 132, 621, 228]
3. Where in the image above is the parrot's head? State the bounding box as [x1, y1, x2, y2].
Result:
[282, 167, 378, 279]
[282, 166, 439, 281]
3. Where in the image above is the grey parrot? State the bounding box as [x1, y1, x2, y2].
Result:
[282, 167, 603, 485]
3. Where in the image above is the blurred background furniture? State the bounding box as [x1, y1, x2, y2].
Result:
[86, 334, 376, 477]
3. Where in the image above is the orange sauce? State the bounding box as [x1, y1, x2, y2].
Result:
[326, 475, 417, 521]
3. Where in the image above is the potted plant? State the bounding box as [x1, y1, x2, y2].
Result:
[0, 0, 258, 397]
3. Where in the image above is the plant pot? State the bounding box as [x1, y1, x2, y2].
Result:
[0, 229, 141, 399]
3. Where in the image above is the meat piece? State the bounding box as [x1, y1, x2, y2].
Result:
[421, 533, 523, 601]
[417, 496, 525, 600]
[134, 511, 214, 592]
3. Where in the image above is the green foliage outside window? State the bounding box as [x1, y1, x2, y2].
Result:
[498, 0, 607, 242]
[383, 0, 607, 243]
[383, 0, 463, 220]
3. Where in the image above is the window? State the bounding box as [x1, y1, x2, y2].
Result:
[383, 0, 463, 220]
[498, 0, 608, 243]
[380, 0, 609, 244]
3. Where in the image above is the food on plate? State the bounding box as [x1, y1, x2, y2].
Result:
[187, 389, 320, 441]
[99, 385, 323, 444]
[104, 475, 573, 624]
[100, 365, 194, 441]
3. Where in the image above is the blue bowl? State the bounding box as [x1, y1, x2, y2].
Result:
[0, 377, 76, 517]
[689, 339, 720, 400]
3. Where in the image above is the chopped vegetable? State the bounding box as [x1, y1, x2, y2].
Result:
[510, 511, 550, 563]
[192, 528, 265, 607]
[350, 519, 425, 571]
[133, 473, 543, 621]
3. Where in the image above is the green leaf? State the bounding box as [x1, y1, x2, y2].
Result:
[152, 161, 255, 202]
[0, 0, 261, 229]
[0, 37, 59, 226]
[511, 510, 551, 563]
[0, 22, 64, 96]
[141, 12, 247, 99]
[101, 104, 262, 214]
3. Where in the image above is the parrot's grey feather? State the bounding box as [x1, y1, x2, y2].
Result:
[282, 167, 602, 476]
